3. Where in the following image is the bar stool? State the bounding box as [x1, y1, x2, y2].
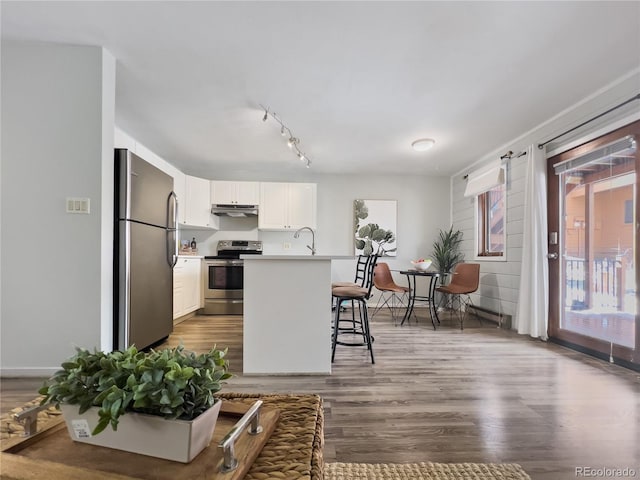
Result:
[331, 254, 378, 364]
[331, 255, 371, 326]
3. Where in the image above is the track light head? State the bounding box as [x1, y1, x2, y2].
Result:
[262, 110, 268, 122]
[280, 126, 286, 136]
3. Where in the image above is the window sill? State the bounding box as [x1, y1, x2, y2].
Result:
[474, 254, 507, 262]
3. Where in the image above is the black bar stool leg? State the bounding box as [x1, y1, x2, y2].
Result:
[361, 300, 375, 364]
[331, 298, 341, 362]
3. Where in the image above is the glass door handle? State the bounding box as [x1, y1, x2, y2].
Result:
[547, 253, 559, 260]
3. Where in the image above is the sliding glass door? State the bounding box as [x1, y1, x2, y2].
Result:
[547, 121, 639, 368]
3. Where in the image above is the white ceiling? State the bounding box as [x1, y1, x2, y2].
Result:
[2, 1, 639, 177]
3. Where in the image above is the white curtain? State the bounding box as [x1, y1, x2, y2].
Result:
[516, 144, 549, 339]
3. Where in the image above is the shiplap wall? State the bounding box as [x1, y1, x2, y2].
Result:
[452, 155, 527, 319]
[450, 69, 640, 329]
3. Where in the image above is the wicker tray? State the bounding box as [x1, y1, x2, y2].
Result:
[1, 393, 324, 480]
[2, 401, 277, 480]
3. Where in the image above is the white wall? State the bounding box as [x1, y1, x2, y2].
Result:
[1, 42, 115, 375]
[183, 173, 451, 297]
[451, 69, 640, 327]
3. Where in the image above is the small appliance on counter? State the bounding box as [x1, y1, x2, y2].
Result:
[201, 240, 263, 315]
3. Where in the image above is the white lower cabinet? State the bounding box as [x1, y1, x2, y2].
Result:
[258, 182, 316, 231]
[173, 257, 202, 320]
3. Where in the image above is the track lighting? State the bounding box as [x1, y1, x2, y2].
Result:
[260, 104, 313, 168]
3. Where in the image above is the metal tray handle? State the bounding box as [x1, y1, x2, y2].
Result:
[13, 404, 50, 436]
[218, 400, 264, 473]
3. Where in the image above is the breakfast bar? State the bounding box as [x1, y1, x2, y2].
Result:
[242, 255, 353, 375]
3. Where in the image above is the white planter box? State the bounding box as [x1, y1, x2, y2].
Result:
[60, 400, 222, 463]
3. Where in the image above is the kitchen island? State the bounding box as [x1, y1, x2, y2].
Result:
[242, 255, 353, 374]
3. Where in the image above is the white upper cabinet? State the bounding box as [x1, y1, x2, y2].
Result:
[211, 181, 260, 205]
[259, 182, 316, 231]
[182, 175, 219, 229]
[258, 182, 289, 229]
[287, 183, 317, 229]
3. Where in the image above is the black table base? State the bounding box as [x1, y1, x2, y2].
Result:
[399, 270, 441, 329]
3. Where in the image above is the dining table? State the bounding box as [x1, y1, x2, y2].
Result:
[398, 270, 441, 329]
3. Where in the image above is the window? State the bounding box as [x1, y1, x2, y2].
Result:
[477, 183, 505, 257]
[464, 160, 506, 259]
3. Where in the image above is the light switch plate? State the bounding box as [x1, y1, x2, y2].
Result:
[66, 197, 90, 214]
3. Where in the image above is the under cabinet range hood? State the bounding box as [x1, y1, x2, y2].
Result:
[211, 204, 259, 217]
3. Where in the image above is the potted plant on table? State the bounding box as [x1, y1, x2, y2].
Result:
[38, 344, 232, 463]
[432, 226, 464, 284]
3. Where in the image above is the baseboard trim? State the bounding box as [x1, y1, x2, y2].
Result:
[1, 367, 57, 378]
[549, 337, 640, 372]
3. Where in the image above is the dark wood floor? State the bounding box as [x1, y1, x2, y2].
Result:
[3, 309, 639, 480]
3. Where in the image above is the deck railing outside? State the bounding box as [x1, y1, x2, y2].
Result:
[565, 257, 631, 312]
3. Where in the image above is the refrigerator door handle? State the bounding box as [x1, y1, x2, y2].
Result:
[166, 191, 178, 268]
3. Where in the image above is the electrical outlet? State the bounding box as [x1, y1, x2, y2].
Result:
[283, 242, 291, 250]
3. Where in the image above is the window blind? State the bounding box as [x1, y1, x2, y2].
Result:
[553, 135, 636, 175]
[463, 160, 505, 197]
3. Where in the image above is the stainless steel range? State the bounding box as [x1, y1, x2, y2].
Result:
[201, 240, 263, 315]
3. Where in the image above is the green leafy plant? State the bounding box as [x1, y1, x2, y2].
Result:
[38, 344, 232, 435]
[432, 226, 464, 278]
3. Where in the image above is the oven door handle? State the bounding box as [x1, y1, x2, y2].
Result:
[205, 260, 244, 266]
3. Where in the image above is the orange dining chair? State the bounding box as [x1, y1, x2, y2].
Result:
[435, 263, 480, 330]
[371, 262, 410, 324]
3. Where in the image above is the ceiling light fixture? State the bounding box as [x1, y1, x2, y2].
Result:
[411, 138, 435, 152]
[260, 104, 313, 168]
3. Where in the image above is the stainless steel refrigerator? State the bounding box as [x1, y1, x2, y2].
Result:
[114, 149, 177, 350]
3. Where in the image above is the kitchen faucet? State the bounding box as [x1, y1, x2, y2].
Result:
[293, 227, 316, 255]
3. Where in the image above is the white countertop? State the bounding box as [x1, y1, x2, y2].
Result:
[241, 255, 354, 260]
[177, 255, 204, 259]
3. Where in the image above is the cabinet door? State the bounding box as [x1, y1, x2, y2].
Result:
[182, 259, 201, 314]
[258, 182, 289, 230]
[173, 262, 185, 319]
[210, 181, 237, 205]
[236, 182, 260, 205]
[287, 183, 317, 230]
[185, 176, 219, 229]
